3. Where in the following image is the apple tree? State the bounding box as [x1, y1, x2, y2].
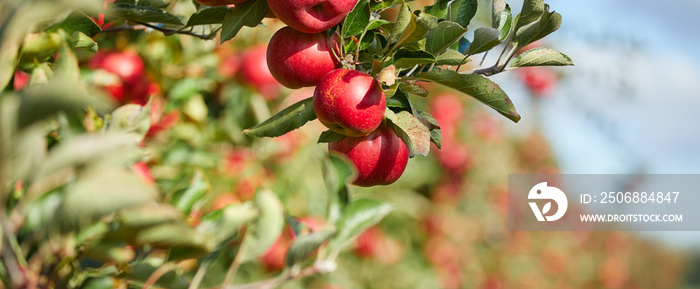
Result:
[0, 0, 573, 288]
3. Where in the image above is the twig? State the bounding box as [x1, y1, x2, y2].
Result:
[100, 22, 220, 40]
[224, 261, 335, 289]
[142, 262, 178, 289]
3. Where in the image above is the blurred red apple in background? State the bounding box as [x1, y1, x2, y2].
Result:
[237, 45, 281, 100]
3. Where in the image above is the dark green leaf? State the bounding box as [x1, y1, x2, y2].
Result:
[219, 0, 268, 43]
[318, 130, 346, 143]
[387, 111, 430, 156]
[414, 69, 520, 122]
[386, 90, 410, 111]
[436, 49, 469, 65]
[425, 0, 451, 19]
[399, 82, 428, 97]
[285, 230, 335, 267]
[342, 0, 370, 38]
[493, 4, 512, 41]
[367, 19, 391, 31]
[137, 0, 170, 9]
[394, 12, 437, 49]
[331, 198, 393, 248]
[451, 0, 477, 29]
[48, 11, 102, 38]
[425, 21, 467, 55]
[468, 27, 501, 55]
[515, 0, 544, 30]
[238, 189, 284, 262]
[514, 5, 561, 47]
[322, 153, 354, 223]
[242, 97, 316, 138]
[390, 3, 412, 40]
[109, 3, 183, 25]
[186, 6, 228, 26]
[417, 110, 442, 149]
[56, 168, 158, 231]
[510, 47, 573, 67]
[393, 49, 436, 69]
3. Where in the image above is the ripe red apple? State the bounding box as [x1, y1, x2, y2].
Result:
[328, 125, 408, 186]
[13, 71, 30, 91]
[517, 66, 557, 96]
[266, 0, 358, 33]
[267, 26, 340, 88]
[90, 50, 144, 84]
[194, 0, 247, 6]
[237, 45, 281, 100]
[313, 69, 385, 137]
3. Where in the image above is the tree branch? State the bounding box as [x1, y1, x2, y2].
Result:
[100, 22, 220, 40]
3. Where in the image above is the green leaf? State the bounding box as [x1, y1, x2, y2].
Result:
[387, 111, 431, 156]
[197, 203, 258, 246]
[424, 0, 451, 19]
[48, 11, 102, 38]
[493, 4, 512, 41]
[238, 189, 285, 262]
[342, 0, 370, 38]
[186, 6, 228, 26]
[414, 69, 520, 122]
[137, 0, 170, 9]
[285, 230, 335, 267]
[390, 3, 412, 40]
[386, 90, 410, 111]
[56, 168, 158, 231]
[109, 3, 183, 25]
[120, 203, 183, 229]
[451, 0, 477, 29]
[491, 0, 506, 26]
[35, 132, 142, 180]
[331, 198, 393, 248]
[425, 21, 467, 55]
[172, 169, 210, 213]
[55, 32, 80, 81]
[398, 82, 428, 97]
[322, 153, 354, 223]
[394, 12, 437, 50]
[436, 49, 469, 65]
[515, 0, 544, 30]
[514, 5, 562, 47]
[135, 223, 210, 253]
[70, 31, 98, 52]
[6, 124, 47, 182]
[318, 130, 346, 143]
[510, 47, 573, 67]
[242, 97, 316, 138]
[109, 102, 152, 143]
[468, 27, 501, 55]
[417, 110, 442, 149]
[18, 32, 63, 65]
[367, 19, 391, 31]
[220, 0, 268, 44]
[393, 49, 436, 69]
[18, 76, 111, 128]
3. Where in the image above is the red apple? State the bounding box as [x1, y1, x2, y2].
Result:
[194, 0, 247, 6]
[90, 50, 144, 84]
[313, 69, 385, 137]
[328, 125, 408, 186]
[429, 93, 463, 137]
[237, 45, 281, 100]
[267, 26, 340, 88]
[13, 71, 30, 91]
[517, 66, 557, 96]
[267, 0, 358, 33]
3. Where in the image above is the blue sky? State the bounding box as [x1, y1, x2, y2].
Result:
[487, 0, 700, 248]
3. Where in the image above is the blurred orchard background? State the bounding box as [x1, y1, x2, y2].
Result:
[3, 0, 700, 288]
